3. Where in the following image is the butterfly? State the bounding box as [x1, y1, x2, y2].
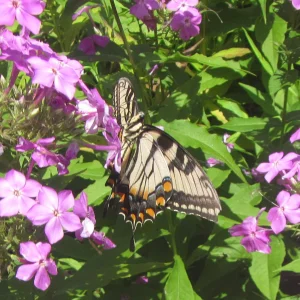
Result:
[105, 78, 221, 250]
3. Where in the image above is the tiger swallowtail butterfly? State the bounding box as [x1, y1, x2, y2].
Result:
[105, 78, 221, 250]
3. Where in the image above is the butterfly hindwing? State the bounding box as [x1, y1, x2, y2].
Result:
[117, 131, 173, 228]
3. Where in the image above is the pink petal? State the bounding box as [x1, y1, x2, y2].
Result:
[255, 163, 271, 173]
[241, 236, 271, 254]
[284, 194, 300, 209]
[20, 241, 41, 262]
[26, 204, 53, 225]
[5, 169, 26, 190]
[254, 230, 272, 243]
[59, 212, 82, 232]
[54, 76, 76, 100]
[31, 68, 54, 87]
[0, 5, 16, 26]
[276, 190, 291, 206]
[36, 242, 51, 259]
[57, 190, 74, 212]
[0, 196, 19, 217]
[284, 209, 300, 224]
[38, 186, 58, 210]
[19, 196, 37, 215]
[73, 192, 88, 218]
[80, 218, 94, 238]
[269, 152, 284, 163]
[46, 259, 58, 275]
[0, 178, 13, 197]
[21, 0, 45, 14]
[34, 267, 51, 291]
[229, 216, 256, 236]
[37, 137, 56, 145]
[281, 152, 299, 163]
[16, 8, 41, 34]
[267, 207, 286, 234]
[22, 179, 42, 197]
[45, 217, 64, 244]
[16, 263, 39, 281]
[265, 169, 279, 183]
[290, 128, 300, 143]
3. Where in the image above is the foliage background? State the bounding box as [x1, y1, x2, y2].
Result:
[0, 0, 300, 299]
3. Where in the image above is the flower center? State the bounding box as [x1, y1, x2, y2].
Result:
[12, 0, 19, 8]
[53, 209, 60, 217]
[13, 189, 21, 197]
[250, 231, 256, 238]
[39, 259, 46, 267]
[184, 17, 191, 26]
[52, 68, 57, 75]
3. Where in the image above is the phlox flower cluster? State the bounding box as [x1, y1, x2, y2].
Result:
[0, 1, 118, 292]
[0, 169, 116, 290]
[229, 129, 300, 254]
[129, 0, 202, 40]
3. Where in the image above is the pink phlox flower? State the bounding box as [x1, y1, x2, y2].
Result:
[26, 187, 82, 244]
[27, 55, 82, 100]
[74, 192, 96, 239]
[255, 152, 299, 183]
[291, 0, 300, 9]
[207, 157, 223, 167]
[130, 0, 160, 20]
[0, 169, 41, 217]
[0, 0, 45, 34]
[267, 191, 300, 234]
[167, 0, 198, 12]
[79, 35, 110, 55]
[223, 133, 234, 153]
[76, 88, 107, 134]
[229, 208, 273, 254]
[290, 128, 300, 143]
[16, 241, 57, 291]
[170, 9, 202, 40]
[91, 231, 116, 250]
[282, 156, 300, 181]
[103, 113, 122, 173]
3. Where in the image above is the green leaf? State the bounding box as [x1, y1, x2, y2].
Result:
[242, 28, 274, 76]
[165, 255, 194, 300]
[216, 99, 248, 118]
[213, 47, 251, 59]
[239, 83, 278, 116]
[279, 259, 300, 272]
[257, 0, 267, 23]
[249, 236, 285, 300]
[217, 117, 267, 132]
[206, 168, 231, 189]
[255, 14, 287, 72]
[156, 120, 246, 183]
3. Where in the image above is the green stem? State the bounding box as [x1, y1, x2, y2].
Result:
[109, 0, 150, 122]
[167, 210, 177, 256]
[280, 62, 291, 144]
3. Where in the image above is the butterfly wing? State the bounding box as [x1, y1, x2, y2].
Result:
[113, 131, 173, 228]
[113, 77, 139, 127]
[143, 125, 221, 222]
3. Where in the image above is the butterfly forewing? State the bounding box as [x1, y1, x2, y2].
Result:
[113, 77, 139, 127]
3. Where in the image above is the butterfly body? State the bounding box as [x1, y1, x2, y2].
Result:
[105, 78, 221, 234]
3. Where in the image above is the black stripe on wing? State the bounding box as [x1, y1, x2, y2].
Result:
[113, 78, 139, 127]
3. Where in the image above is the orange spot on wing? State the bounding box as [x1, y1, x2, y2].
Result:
[143, 190, 149, 201]
[131, 213, 136, 223]
[139, 212, 144, 222]
[156, 196, 166, 206]
[117, 193, 125, 203]
[146, 208, 156, 218]
[130, 187, 137, 196]
[121, 207, 128, 214]
[163, 181, 172, 193]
